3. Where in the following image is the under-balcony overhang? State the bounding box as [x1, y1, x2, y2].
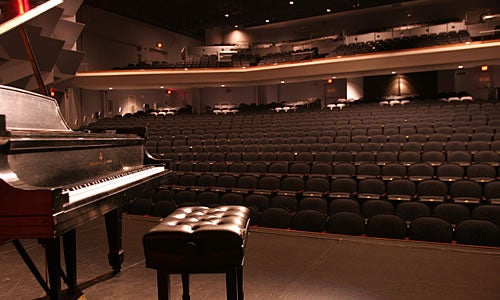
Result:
[68, 40, 500, 90]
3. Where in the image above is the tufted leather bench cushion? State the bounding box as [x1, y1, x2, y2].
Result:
[143, 205, 250, 273]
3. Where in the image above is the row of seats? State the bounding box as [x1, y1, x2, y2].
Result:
[127, 189, 500, 247]
[148, 131, 500, 144]
[169, 161, 499, 183]
[165, 171, 500, 204]
[151, 119, 500, 129]
[149, 141, 500, 156]
[153, 150, 500, 167]
[329, 30, 471, 57]
[87, 101, 500, 128]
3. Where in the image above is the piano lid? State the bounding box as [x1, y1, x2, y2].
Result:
[0, 84, 71, 131]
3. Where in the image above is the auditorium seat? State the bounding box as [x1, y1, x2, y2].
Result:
[330, 177, 357, 199]
[292, 210, 327, 232]
[220, 192, 244, 205]
[386, 179, 416, 202]
[408, 162, 434, 181]
[455, 219, 500, 247]
[278, 176, 305, 197]
[408, 216, 453, 243]
[396, 202, 431, 223]
[328, 198, 360, 215]
[361, 199, 394, 219]
[268, 195, 297, 213]
[417, 179, 448, 203]
[356, 163, 380, 180]
[399, 151, 421, 166]
[327, 212, 365, 236]
[381, 163, 406, 181]
[473, 151, 499, 166]
[449, 180, 483, 204]
[299, 197, 328, 214]
[432, 203, 470, 228]
[467, 163, 496, 183]
[436, 163, 464, 182]
[484, 181, 500, 204]
[447, 151, 472, 166]
[366, 213, 407, 239]
[472, 205, 500, 226]
[260, 207, 292, 229]
[302, 177, 329, 197]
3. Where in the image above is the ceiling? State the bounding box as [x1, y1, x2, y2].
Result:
[82, 0, 412, 39]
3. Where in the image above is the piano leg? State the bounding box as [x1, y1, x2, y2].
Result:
[45, 237, 62, 300]
[62, 230, 79, 292]
[105, 208, 124, 274]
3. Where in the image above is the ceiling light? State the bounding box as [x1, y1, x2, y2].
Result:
[289, 1, 294, 5]
[224, 13, 229, 18]
[234, 25, 239, 28]
[326, 8, 331, 13]
[391, 71, 396, 74]
[221, 84, 226, 87]
[108, 87, 113, 90]
[482, 14, 500, 21]
[265, 19, 270, 23]
[280, 80, 285, 84]
[458, 65, 464, 69]
[160, 86, 164, 89]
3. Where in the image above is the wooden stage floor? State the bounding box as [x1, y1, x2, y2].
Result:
[1, 214, 499, 300]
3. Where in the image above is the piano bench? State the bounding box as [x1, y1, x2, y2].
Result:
[142, 205, 250, 300]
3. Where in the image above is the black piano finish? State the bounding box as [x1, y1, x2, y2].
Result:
[0, 85, 169, 299]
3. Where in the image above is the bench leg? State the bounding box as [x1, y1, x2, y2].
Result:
[182, 273, 190, 300]
[226, 269, 237, 300]
[237, 265, 244, 300]
[157, 271, 170, 300]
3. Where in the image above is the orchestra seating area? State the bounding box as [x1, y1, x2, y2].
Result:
[87, 100, 500, 247]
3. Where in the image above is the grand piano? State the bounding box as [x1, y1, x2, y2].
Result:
[0, 85, 170, 299]
[0, 1, 170, 298]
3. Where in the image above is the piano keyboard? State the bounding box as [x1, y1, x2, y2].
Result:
[63, 165, 166, 203]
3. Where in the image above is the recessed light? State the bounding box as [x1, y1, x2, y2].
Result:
[221, 84, 226, 87]
[234, 25, 239, 28]
[391, 71, 396, 74]
[458, 65, 464, 69]
[280, 80, 285, 84]
[326, 8, 331, 13]
[289, 1, 294, 5]
[224, 13, 229, 18]
[265, 19, 270, 23]
[160, 86, 164, 89]
[108, 87, 113, 90]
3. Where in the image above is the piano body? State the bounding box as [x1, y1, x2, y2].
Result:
[0, 85, 169, 299]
